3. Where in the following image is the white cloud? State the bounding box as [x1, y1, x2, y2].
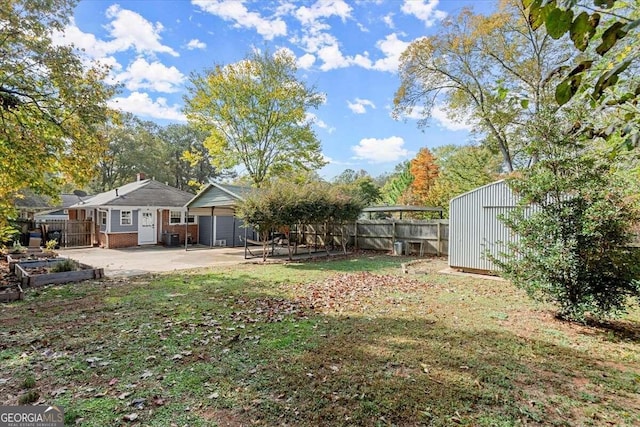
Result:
[306, 112, 335, 133]
[401, 0, 447, 27]
[352, 136, 410, 163]
[371, 33, 410, 72]
[347, 98, 376, 114]
[431, 105, 475, 131]
[383, 13, 395, 29]
[192, 0, 287, 40]
[116, 58, 185, 93]
[401, 105, 475, 132]
[295, 0, 352, 27]
[104, 5, 179, 56]
[108, 92, 186, 122]
[53, 7, 178, 59]
[186, 38, 206, 50]
[297, 53, 316, 69]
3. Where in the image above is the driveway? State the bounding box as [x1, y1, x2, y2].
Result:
[56, 245, 250, 278]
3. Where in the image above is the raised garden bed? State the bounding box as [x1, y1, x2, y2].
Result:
[15, 259, 104, 288]
[6, 252, 59, 273]
[0, 284, 23, 302]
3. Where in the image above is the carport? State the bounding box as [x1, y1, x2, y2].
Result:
[184, 182, 257, 250]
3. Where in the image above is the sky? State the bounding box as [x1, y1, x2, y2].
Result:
[55, 0, 496, 180]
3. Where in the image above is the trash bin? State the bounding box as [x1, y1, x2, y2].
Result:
[163, 232, 180, 247]
[393, 241, 404, 256]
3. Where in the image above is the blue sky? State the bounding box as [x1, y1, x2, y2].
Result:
[55, 0, 495, 180]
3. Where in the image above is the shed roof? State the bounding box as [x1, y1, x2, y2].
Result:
[71, 179, 193, 208]
[185, 182, 254, 209]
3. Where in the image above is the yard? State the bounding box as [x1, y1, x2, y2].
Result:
[1, 255, 639, 426]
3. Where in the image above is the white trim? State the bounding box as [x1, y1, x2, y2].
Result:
[120, 210, 133, 226]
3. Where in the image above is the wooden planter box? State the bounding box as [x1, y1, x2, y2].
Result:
[0, 284, 24, 302]
[15, 259, 104, 288]
[7, 252, 59, 273]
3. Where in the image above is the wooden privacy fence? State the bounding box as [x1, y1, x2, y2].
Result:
[37, 219, 94, 248]
[290, 219, 449, 256]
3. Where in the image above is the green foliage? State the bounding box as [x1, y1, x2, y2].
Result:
[185, 49, 326, 187]
[394, 0, 569, 172]
[429, 145, 503, 216]
[0, 0, 116, 231]
[332, 169, 381, 206]
[379, 162, 413, 205]
[495, 139, 640, 321]
[9, 241, 26, 255]
[237, 180, 363, 259]
[18, 390, 39, 405]
[525, 0, 639, 149]
[0, 225, 20, 248]
[50, 259, 78, 273]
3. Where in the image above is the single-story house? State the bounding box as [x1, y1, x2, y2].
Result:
[69, 175, 197, 249]
[14, 191, 85, 221]
[185, 182, 257, 247]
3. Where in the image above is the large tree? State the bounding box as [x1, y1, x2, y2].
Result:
[91, 114, 167, 192]
[0, 0, 115, 232]
[428, 145, 503, 215]
[160, 124, 226, 192]
[184, 49, 326, 187]
[394, 0, 570, 171]
[525, 0, 639, 150]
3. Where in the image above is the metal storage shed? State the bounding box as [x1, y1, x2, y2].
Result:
[449, 180, 519, 273]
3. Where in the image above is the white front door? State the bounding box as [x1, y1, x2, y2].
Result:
[138, 209, 157, 245]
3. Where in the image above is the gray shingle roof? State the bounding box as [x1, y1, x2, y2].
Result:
[72, 180, 194, 208]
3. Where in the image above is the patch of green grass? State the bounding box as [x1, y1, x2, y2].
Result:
[1, 256, 639, 426]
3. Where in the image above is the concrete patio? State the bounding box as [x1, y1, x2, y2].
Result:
[57, 245, 249, 278]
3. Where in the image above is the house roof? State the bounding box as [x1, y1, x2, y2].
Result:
[185, 181, 255, 209]
[71, 179, 194, 208]
[15, 191, 86, 210]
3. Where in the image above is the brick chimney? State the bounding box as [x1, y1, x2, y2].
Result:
[136, 172, 146, 181]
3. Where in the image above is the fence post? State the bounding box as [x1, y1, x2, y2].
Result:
[354, 220, 358, 250]
[391, 220, 396, 251]
[436, 221, 441, 256]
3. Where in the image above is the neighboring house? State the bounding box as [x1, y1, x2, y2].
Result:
[185, 182, 256, 247]
[69, 175, 197, 249]
[14, 191, 85, 221]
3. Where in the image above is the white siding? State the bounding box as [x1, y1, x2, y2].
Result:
[449, 180, 519, 272]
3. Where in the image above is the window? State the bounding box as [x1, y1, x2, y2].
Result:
[186, 214, 196, 224]
[100, 211, 107, 226]
[169, 210, 182, 224]
[120, 210, 132, 226]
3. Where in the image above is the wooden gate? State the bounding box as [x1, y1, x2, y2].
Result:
[39, 220, 94, 248]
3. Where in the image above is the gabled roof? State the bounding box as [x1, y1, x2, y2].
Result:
[15, 191, 86, 210]
[72, 179, 194, 208]
[185, 181, 255, 209]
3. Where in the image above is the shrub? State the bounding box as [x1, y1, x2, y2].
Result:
[50, 259, 77, 273]
[495, 148, 640, 322]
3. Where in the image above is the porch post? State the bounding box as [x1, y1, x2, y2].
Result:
[210, 207, 214, 248]
[185, 207, 189, 251]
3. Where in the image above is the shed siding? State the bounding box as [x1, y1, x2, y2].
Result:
[189, 187, 238, 209]
[197, 216, 255, 247]
[450, 181, 519, 272]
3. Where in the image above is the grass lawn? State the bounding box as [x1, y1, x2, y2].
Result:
[1, 255, 639, 426]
